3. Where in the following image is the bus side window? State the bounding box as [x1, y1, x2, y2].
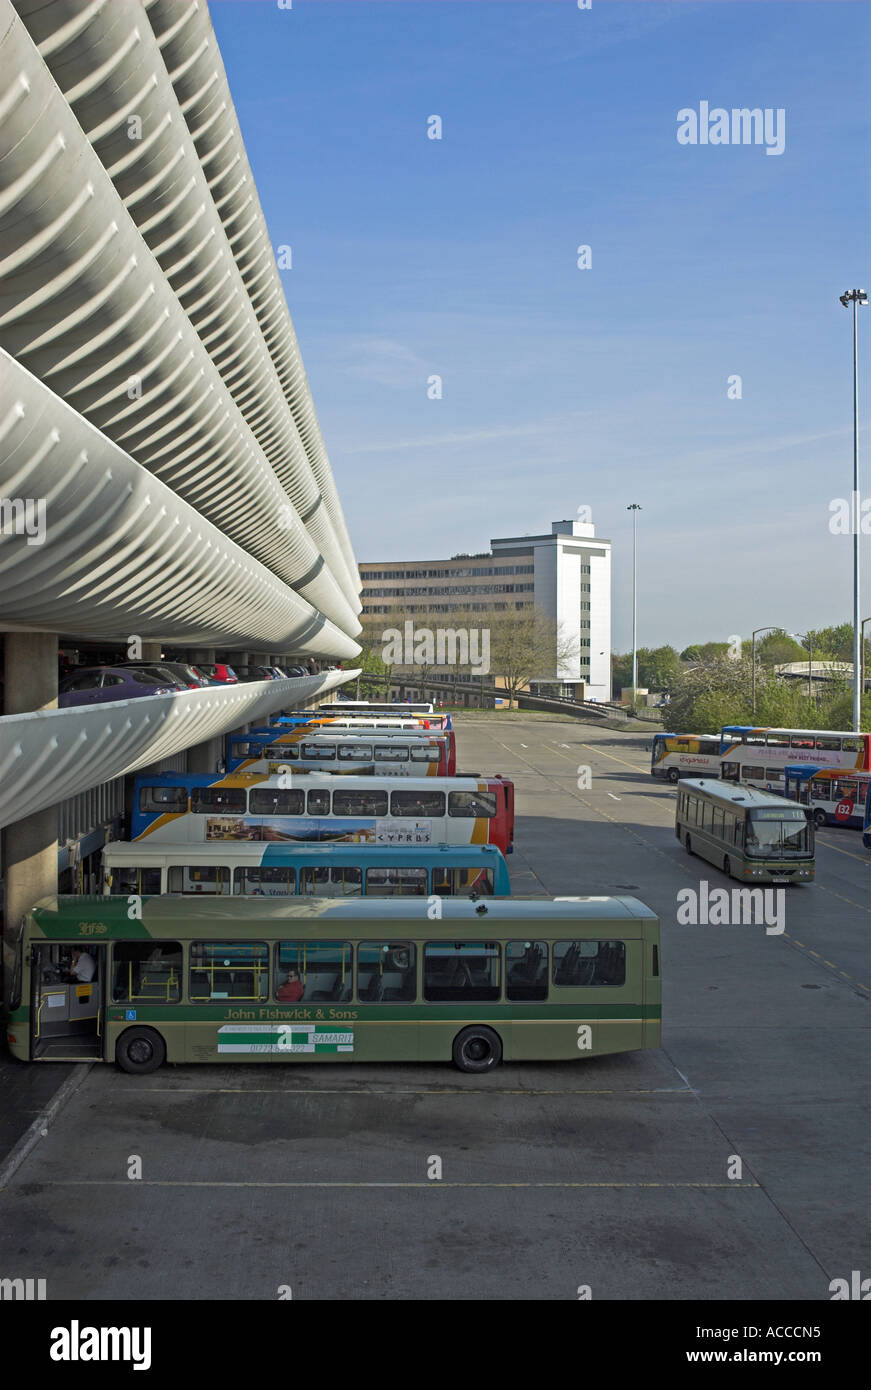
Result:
[506, 941, 548, 1001]
[113, 942, 182, 1002]
[357, 942, 416, 1002]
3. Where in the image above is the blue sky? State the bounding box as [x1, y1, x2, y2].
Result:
[209, 0, 870, 651]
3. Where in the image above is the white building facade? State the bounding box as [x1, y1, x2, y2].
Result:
[491, 520, 612, 701]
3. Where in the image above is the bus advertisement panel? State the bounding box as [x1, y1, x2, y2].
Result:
[131, 772, 515, 855]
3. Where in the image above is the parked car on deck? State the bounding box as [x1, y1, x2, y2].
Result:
[233, 665, 278, 683]
[193, 663, 238, 685]
[58, 667, 178, 708]
[119, 661, 208, 689]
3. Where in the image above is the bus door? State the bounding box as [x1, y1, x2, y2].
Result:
[30, 943, 105, 1060]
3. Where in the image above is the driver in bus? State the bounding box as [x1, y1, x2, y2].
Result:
[68, 947, 96, 983]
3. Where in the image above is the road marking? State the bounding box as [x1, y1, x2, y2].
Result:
[814, 834, 871, 865]
[607, 792, 621, 801]
[16, 1180, 760, 1190]
[121, 1086, 695, 1097]
[0, 1064, 92, 1191]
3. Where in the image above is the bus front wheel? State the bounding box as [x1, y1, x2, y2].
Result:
[813, 810, 827, 829]
[116, 1027, 166, 1075]
[668, 768, 680, 784]
[685, 834, 693, 856]
[723, 855, 732, 878]
[452, 1026, 503, 1073]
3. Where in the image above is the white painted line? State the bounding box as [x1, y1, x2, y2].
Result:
[0, 1063, 92, 1190]
[607, 793, 621, 801]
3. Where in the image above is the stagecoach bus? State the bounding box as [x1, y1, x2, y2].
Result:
[7, 895, 660, 1073]
[227, 727, 456, 776]
[272, 714, 450, 731]
[101, 842, 511, 898]
[322, 701, 434, 715]
[784, 766, 871, 830]
[650, 733, 723, 782]
[131, 771, 515, 856]
[676, 778, 814, 883]
[719, 726, 871, 793]
[278, 711, 454, 730]
[863, 784, 871, 850]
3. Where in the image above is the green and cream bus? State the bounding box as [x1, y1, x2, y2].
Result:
[7, 896, 661, 1075]
[675, 778, 814, 884]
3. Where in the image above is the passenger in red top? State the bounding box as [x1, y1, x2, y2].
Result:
[277, 968, 304, 1003]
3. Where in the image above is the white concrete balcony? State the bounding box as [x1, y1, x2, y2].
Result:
[0, 670, 359, 830]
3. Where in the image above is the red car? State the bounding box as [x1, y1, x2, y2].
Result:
[192, 663, 238, 685]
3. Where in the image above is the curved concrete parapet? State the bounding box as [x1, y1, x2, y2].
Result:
[145, 0, 361, 602]
[0, 669, 361, 830]
[10, 0, 359, 613]
[0, 349, 362, 658]
[0, 0, 360, 637]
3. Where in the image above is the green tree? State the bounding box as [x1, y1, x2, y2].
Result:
[680, 641, 729, 663]
[638, 645, 682, 692]
[664, 653, 753, 732]
[354, 623, 392, 699]
[611, 652, 632, 695]
[489, 608, 578, 705]
[755, 630, 806, 667]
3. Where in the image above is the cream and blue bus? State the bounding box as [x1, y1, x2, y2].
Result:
[102, 842, 511, 898]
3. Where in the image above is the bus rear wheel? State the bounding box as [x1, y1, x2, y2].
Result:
[723, 855, 732, 878]
[685, 834, 693, 856]
[452, 1026, 502, 1073]
[116, 1027, 166, 1075]
[813, 810, 827, 828]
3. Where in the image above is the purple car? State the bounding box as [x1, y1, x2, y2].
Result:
[58, 666, 179, 708]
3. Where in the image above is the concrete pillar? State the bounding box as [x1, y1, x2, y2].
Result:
[140, 642, 163, 661]
[187, 737, 224, 774]
[3, 634, 59, 1005]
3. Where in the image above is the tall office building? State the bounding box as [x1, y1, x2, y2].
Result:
[361, 519, 612, 700]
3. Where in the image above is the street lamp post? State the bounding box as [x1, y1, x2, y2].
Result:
[839, 288, 867, 731]
[751, 625, 782, 716]
[627, 504, 642, 708]
[862, 614, 870, 702]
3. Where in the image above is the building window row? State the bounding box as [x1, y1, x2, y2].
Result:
[363, 600, 530, 616]
[363, 584, 535, 598]
[362, 566, 534, 581]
